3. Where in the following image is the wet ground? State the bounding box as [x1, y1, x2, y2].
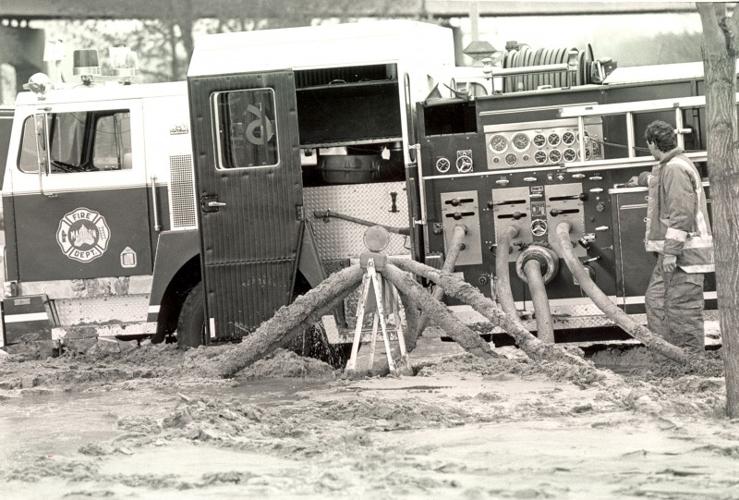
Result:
[0, 342, 737, 499]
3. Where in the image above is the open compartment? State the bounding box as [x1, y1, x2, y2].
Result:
[295, 64, 405, 187]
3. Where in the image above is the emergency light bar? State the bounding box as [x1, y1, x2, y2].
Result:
[73, 49, 100, 85]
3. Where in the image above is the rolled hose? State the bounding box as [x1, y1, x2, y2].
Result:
[523, 259, 555, 343]
[417, 224, 467, 334]
[552, 221, 698, 366]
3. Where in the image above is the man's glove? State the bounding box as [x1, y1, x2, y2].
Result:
[662, 254, 677, 273]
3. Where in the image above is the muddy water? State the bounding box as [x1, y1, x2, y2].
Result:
[1, 346, 738, 499]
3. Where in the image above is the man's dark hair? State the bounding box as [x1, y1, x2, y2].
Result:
[644, 120, 677, 152]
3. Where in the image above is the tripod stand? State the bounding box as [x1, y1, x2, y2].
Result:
[345, 255, 411, 375]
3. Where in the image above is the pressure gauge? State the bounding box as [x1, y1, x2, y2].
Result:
[533, 134, 546, 147]
[549, 150, 562, 163]
[563, 148, 577, 162]
[489, 134, 508, 153]
[562, 131, 576, 145]
[435, 157, 451, 173]
[512, 132, 530, 151]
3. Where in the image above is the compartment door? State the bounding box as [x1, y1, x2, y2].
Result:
[189, 71, 302, 340]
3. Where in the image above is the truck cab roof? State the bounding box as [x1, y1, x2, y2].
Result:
[14, 80, 187, 107]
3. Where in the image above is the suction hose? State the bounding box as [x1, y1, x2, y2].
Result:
[417, 224, 467, 335]
[521, 253, 556, 344]
[494, 226, 520, 321]
[552, 221, 699, 366]
[496, 226, 561, 344]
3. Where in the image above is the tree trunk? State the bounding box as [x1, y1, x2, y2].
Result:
[171, 0, 195, 60]
[698, 3, 739, 417]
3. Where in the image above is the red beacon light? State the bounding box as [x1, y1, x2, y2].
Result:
[73, 49, 100, 85]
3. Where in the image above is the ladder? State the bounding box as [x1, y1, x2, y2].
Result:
[557, 93, 739, 172]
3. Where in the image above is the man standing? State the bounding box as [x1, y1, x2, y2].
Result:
[629, 120, 714, 352]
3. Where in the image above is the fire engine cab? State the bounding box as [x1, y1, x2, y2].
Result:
[0, 20, 721, 351]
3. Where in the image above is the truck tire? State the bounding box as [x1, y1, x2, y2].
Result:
[177, 282, 205, 348]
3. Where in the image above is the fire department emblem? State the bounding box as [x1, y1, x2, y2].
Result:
[56, 208, 111, 263]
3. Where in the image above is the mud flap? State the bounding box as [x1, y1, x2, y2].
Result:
[298, 220, 328, 288]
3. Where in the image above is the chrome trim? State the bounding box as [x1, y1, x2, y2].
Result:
[558, 94, 725, 117]
[626, 112, 635, 158]
[609, 186, 647, 194]
[481, 102, 598, 118]
[426, 165, 560, 180]
[490, 63, 568, 77]
[610, 179, 709, 195]
[412, 143, 426, 225]
[675, 107, 685, 150]
[569, 151, 711, 172]
[150, 176, 161, 231]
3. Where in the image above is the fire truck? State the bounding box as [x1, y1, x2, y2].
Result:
[0, 20, 721, 352]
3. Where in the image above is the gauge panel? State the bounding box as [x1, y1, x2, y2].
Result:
[483, 118, 603, 170]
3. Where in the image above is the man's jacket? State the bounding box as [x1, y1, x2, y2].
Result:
[638, 148, 714, 273]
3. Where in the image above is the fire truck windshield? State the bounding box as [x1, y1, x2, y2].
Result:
[18, 109, 132, 174]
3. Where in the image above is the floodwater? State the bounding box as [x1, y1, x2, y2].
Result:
[1, 345, 738, 499]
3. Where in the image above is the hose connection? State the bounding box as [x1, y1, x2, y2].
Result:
[515, 245, 559, 284]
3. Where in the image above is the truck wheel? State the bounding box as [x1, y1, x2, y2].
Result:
[177, 282, 205, 348]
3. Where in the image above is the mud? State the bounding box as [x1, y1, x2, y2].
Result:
[1, 341, 737, 499]
[237, 349, 337, 380]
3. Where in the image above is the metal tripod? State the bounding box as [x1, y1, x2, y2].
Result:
[345, 256, 410, 375]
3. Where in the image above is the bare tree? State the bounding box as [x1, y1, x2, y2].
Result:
[697, 2, 739, 417]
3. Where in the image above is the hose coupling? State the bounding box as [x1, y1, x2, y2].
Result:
[515, 245, 559, 284]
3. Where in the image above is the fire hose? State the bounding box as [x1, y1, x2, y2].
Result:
[495, 226, 556, 343]
[522, 259, 555, 344]
[552, 221, 699, 366]
[494, 226, 520, 321]
[416, 224, 467, 335]
[313, 209, 410, 236]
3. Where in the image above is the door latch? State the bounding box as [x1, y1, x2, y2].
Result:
[201, 194, 226, 212]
